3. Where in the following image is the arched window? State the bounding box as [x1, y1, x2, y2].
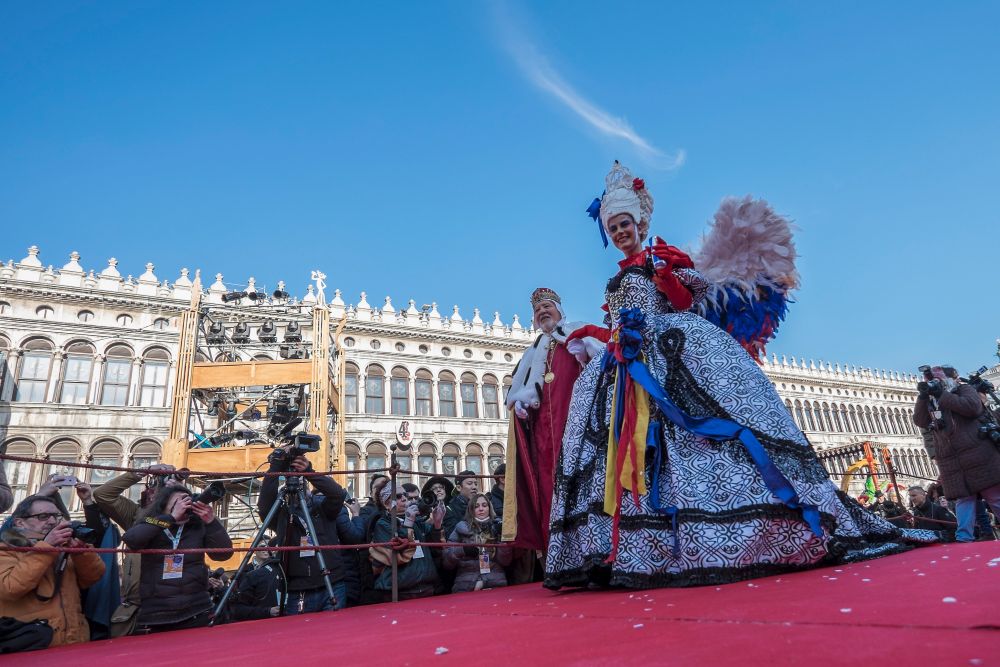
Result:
[823, 403, 834, 432]
[390, 366, 410, 415]
[89, 440, 123, 486]
[488, 443, 505, 474]
[344, 363, 359, 413]
[45, 439, 82, 509]
[863, 407, 875, 433]
[482, 374, 500, 419]
[830, 403, 844, 432]
[16, 338, 54, 402]
[77, 310, 95, 323]
[466, 443, 484, 484]
[502, 375, 513, 418]
[794, 400, 806, 429]
[365, 442, 387, 494]
[438, 371, 457, 418]
[418, 442, 437, 477]
[848, 405, 861, 433]
[365, 365, 385, 414]
[60, 341, 95, 404]
[36, 305, 54, 319]
[2, 439, 36, 504]
[784, 399, 796, 426]
[0, 301, 9, 315]
[415, 369, 433, 416]
[840, 404, 850, 432]
[345, 442, 361, 499]
[0, 334, 10, 395]
[152, 317, 170, 331]
[460, 372, 478, 418]
[803, 403, 816, 431]
[128, 440, 161, 501]
[101, 344, 133, 406]
[140, 348, 171, 407]
[116, 313, 133, 326]
[812, 402, 825, 431]
[442, 442, 461, 476]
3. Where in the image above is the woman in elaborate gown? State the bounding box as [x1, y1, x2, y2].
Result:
[544, 162, 935, 590]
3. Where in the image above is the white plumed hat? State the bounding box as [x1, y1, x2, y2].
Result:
[599, 161, 653, 228]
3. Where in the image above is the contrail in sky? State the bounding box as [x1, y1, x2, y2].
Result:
[492, 5, 685, 170]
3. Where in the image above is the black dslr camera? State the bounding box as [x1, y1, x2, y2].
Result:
[193, 481, 227, 505]
[68, 520, 99, 545]
[269, 432, 322, 462]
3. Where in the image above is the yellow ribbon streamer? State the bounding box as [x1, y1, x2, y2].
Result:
[603, 367, 651, 517]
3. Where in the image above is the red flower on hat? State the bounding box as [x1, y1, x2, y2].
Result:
[632, 178, 645, 191]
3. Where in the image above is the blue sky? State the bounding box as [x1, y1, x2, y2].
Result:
[2, 1, 998, 375]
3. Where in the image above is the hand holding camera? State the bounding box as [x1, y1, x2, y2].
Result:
[169, 494, 193, 522]
[430, 501, 446, 529]
[190, 500, 215, 524]
[43, 521, 73, 548]
[403, 500, 420, 526]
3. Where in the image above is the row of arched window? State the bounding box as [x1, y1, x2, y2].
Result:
[0, 334, 172, 407]
[784, 399, 918, 436]
[1, 437, 162, 507]
[344, 440, 505, 499]
[820, 447, 938, 482]
[343, 364, 513, 420]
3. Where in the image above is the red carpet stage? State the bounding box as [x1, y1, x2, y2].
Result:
[25, 542, 1000, 666]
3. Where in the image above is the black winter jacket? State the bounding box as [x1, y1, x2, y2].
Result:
[228, 559, 284, 622]
[123, 515, 233, 626]
[258, 460, 347, 591]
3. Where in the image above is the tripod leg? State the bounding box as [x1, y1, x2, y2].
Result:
[212, 493, 286, 624]
[296, 486, 338, 606]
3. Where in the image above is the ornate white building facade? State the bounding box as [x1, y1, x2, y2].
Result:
[0, 246, 959, 510]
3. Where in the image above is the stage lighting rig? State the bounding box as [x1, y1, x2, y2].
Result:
[207, 322, 226, 345]
[279, 344, 306, 360]
[222, 291, 248, 303]
[232, 322, 251, 344]
[258, 320, 278, 343]
[284, 321, 302, 343]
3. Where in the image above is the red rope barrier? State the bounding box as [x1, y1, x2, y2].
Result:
[0, 541, 517, 555]
[0, 453, 502, 480]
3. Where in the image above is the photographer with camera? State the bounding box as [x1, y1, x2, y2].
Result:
[914, 365, 1000, 543]
[443, 493, 512, 593]
[369, 483, 446, 601]
[257, 443, 348, 614]
[91, 463, 186, 636]
[122, 485, 233, 633]
[0, 495, 105, 649]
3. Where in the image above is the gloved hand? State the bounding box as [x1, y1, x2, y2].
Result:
[916, 381, 929, 397]
[928, 381, 944, 398]
[514, 401, 528, 419]
[566, 339, 589, 365]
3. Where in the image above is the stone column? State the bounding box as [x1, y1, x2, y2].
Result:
[89, 354, 105, 405]
[46, 349, 65, 403]
[129, 358, 143, 406]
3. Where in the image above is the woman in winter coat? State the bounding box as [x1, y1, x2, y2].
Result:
[444, 493, 512, 592]
[123, 485, 233, 633]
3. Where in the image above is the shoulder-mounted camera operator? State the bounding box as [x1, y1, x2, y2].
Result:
[913, 364, 1000, 542]
[258, 443, 348, 614]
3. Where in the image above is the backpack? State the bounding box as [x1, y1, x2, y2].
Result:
[0, 617, 53, 653]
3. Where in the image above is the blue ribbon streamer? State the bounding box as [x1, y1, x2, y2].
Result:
[586, 193, 608, 248]
[611, 308, 824, 541]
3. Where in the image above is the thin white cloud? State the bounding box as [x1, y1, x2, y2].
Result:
[492, 5, 684, 170]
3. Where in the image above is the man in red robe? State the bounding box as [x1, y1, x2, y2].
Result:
[502, 288, 603, 553]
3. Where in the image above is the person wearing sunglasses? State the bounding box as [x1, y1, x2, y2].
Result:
[0, 494, 105, 649]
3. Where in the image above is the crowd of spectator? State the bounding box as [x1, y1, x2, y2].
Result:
[4, 438, 994, 655]
[0, 449, 528, 654]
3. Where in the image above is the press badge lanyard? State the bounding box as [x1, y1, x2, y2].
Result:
[162, 525, 185, 580]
